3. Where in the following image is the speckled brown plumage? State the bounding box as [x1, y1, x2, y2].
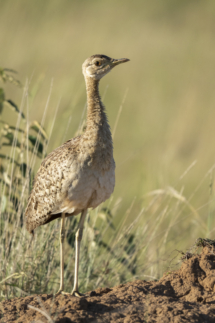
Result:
[25, 81, 114, 233]
[25, 55, 129, 234]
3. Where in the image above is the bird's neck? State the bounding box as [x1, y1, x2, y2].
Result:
[84, 76, 112, 141]
[81, 76, 113, 169]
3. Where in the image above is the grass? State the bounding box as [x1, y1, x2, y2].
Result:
[1, 0, 215, 300]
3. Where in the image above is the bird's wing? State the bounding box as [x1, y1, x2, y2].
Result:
[25, 136, 81, 233]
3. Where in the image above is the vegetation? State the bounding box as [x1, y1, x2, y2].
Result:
[1, 0, 215, 300]
[0, 69, 144, 299]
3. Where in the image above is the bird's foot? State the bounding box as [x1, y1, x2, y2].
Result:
[55, 289, 85, 297]
[71, 289, 85, 298]
[55, 289, 69, 296]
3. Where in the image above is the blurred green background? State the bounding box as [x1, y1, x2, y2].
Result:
[1, 0, 215, 286]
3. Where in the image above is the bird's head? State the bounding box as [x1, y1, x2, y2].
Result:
[82, 54, 130, 80]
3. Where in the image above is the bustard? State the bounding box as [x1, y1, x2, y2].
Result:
[25, 54, 130, 296]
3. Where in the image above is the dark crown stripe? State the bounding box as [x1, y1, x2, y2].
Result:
[90, 54, 111, 60]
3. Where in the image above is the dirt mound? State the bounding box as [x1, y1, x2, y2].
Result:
[1, 245, 215, 322]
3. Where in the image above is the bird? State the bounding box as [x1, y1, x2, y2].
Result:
[25, 54, 130, 296]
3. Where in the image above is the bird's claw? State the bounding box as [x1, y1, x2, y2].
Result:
[55, 289, 84, 297]
[71, 290, 85, 298]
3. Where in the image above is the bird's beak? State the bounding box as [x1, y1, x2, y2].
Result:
[111, 58, 130, 67]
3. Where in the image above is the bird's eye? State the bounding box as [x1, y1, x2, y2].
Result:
[95, 61, 101, 66]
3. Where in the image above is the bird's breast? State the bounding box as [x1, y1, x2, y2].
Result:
[65, 157, 115, 211]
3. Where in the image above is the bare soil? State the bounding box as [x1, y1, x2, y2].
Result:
[1, 245, 215, 322]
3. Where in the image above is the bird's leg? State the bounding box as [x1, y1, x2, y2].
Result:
[56, 213, 65, 295]
[71, 209, 87, 297]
